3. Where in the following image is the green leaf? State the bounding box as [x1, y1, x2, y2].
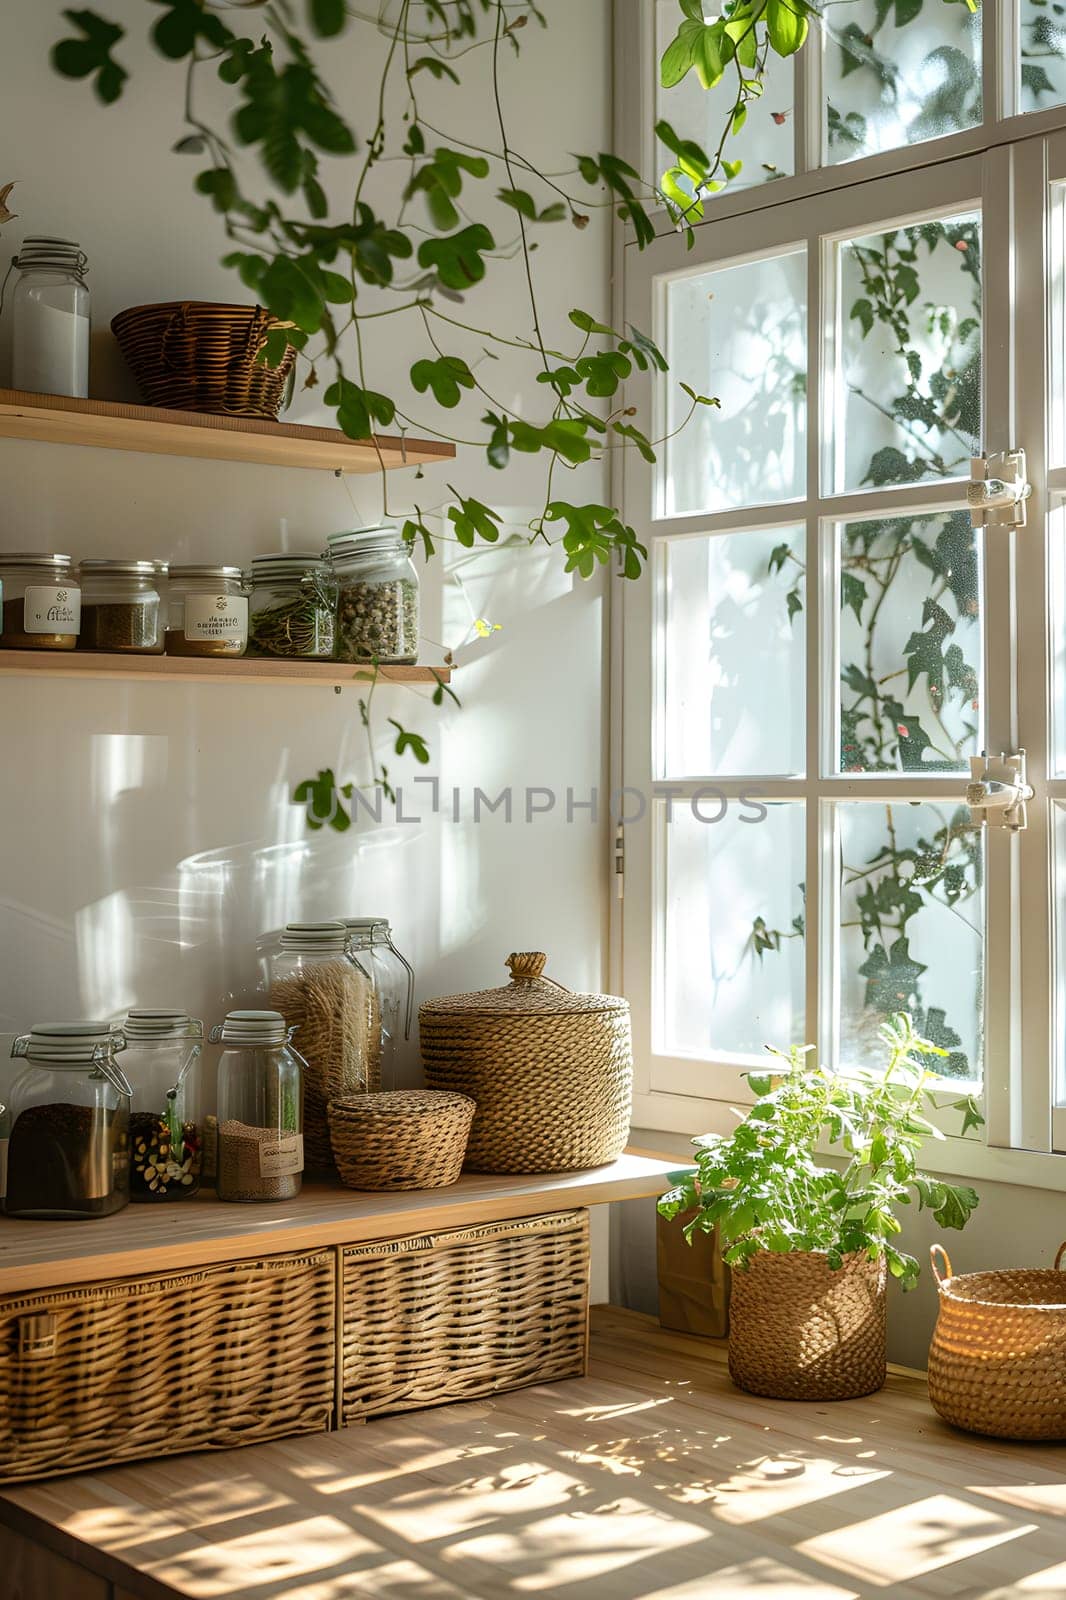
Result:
[259, 255, 324, 333]
[388, 720, 430, 765]
[482, 410, 510, 470]
[52, 8, 128, 103]
[543, 501, 648, 581]
[151, 0, 232, 59]
[612, 420, 656, 464]
[842, 571, 867, 622]
[766, 0, 809, 56]
[324, 375, 396, 440]
[693, 22, 727, 89]
[417, 224, 496, 290]
[895, 0, 922, 23]
[448, 493, 503, 548]
[195, 166, 238, 213]
[410, 355, 476, 408]
[406, 147, 491, 231]
[850, 297, 874, 337]
[930, 1181, 980, 1231]
[309, 0, 347, 34]
[569, 308, 616, 336]
[408, 55, 460, 83]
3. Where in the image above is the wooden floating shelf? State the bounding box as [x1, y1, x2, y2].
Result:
[0, 388, 455, 474]
[0, 649, 449, 687]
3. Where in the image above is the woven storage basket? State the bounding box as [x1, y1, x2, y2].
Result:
[728, 1247, 887, 1400]
[0, 1249, 334, 1483]
[927, 1242, 1066, 1439]
[329, 1089, 475, 1191]
[111, 301, 297, 418]
[420, 951, 632, 1173]
[341, 1209, 589, 1423]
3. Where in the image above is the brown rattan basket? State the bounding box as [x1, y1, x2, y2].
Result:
[111, 300, 297, 418]
[928, 1242, 1066, 1439]
[328, 1089, 475, 1191]
[420, 951, 632, 1174]
[728, 1247, 887, 1400]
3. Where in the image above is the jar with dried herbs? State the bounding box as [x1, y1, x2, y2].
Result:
[122, 1009, 203, 1200]
[166, 564, 248, 657]
[263, 921, 377, 1173]
[248, 552, 337, 659]
[0, 552, 81, 650]
[325, 527, 420, 664]
[78, 560, 168, 653]
[212, 1010, 306, 1203]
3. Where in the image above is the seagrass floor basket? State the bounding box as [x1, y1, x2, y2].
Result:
[927, 1242, 1066, 1439]
[111, 301, 296, 418]
[728, 1247, 887, 1400]
[329, 1089, 475, 1190]
[420, 951, 632, 1173]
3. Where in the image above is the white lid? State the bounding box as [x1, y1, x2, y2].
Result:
[124, 1008, 201, 1039]
[0, 552, 74, 570]
[16, 1021, 124, 1063]
[80, 560, 169, 578]
[216, 1009, 288, 1046]
[280, 920, 348, 953]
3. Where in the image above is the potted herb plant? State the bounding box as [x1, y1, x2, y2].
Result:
[657, 1014, 982, 1401]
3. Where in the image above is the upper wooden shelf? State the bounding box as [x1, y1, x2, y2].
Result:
[0, 650, 448, 687]
[0, 388, 454, 474]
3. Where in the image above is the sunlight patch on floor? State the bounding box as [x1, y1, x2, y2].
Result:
[797, 1493, 1037, 1585]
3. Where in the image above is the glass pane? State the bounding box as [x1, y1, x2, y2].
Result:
[659, 800, 805, 1059]
[1054, 802, 1066, 1106]
[659, 526, 805, 778]
[822, 0, 982, 164]
[655, 0, 794, 196]
[837, 801, 983, 1083]
[1019, 0, 1066, 111]
[1050, 499, 1066, 775]
[661, 250, 807, 517]
[835, 213, 981, 492]
[838, 510, 982, 774]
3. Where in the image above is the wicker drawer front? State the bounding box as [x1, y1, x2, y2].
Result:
[341, 1209, 590, 1423]
[0, 1249, 335, 1484]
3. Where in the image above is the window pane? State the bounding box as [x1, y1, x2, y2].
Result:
[834, 213, 981, 492]
[1050, 499, 1066, 776]
[655, 0, 794, 196]
[1019, 0, 1066, 111]
[661, 250, 807, 517]
[837, 801, 983, 1083]
[658, 526, 805, 778]
[837, 511, 981, 774]
[1053, 802, 1066, 1107]
[822, 0, 982, 164]
[659, 800, 805, 1059]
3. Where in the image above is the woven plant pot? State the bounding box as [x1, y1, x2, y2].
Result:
[728, 1247, 887, 1401]
[328, 1089, 474, 1191]
[928, 1243, 1066, 1440]
[111, 301, 297, 419]
[420, 951, 632, 1174]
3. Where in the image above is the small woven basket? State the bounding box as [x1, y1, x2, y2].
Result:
[928, 1242, 1066, 1439]
[111, 300, 296, 418]
[328, 1089, 475, 1191]
[728, 1247, 887, 1401]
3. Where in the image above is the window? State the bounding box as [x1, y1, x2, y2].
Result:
[618, 5, 1066, 1175]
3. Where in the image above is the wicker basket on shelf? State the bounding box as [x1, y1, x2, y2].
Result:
[111, 301, 297, 418]
[419, 950, 632, 1174]
[927, 1242, 1066, 1439]
[328, 1089, 474, 1191]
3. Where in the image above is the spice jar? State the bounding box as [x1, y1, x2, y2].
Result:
[263, 921, 377, 1173]
[11, 237, 90, 398]
[211, 1010, 305, 1203]
[326, 527, 420, 664]
[123, 1009, 203, 1201]
[166, 565, 248, 657]
[78, 560, 168, 654]
[5, 1023, 132, 1219]
[248, 552, 337, 659]
[0, 552, 81, 650]
[341, 917, 415, 1092]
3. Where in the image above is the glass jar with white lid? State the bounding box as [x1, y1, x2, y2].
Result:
[248, 551, 337, 659]
[211, 1010, 305, 1202]
[11, 236, 90, 399]
[123, 1009, 204, 1201]
[0, 552, 81, 650]
[78, 560, 168, 653]
[326, 526, 420, 664]
[166, 564, 248, 657]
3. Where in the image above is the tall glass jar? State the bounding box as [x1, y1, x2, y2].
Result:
[11, 237, 90, 398]
[166, 565, 248, 657]
[78, 560, 168, 654]
[0, 552, 80, 650]
[248, 552, 337, 659]
[326, 527, 420, 664]
[123, 1010, 203, 1201]
[342, 918, 415, 1092]
[5, 1023, 131, 1219]
[211, 1010, 305, 1202]
[263, 922, 376, 1173]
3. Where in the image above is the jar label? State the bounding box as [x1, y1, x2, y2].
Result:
[259, 1133, 303, 1177]
[23, 584, 81, 634]
[183, 594, 248, 643]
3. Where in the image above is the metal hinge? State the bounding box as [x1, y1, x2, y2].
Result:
[614, 822, 625, 899]
[968, 449, 1032, 530]
[966, 750, 1034, 832]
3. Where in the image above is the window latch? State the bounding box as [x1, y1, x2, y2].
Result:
[968, 449, 1032, 530]
[965, 749, 1034, 832]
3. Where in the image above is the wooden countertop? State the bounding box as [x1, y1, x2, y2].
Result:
[0, 1152, 683, 1296]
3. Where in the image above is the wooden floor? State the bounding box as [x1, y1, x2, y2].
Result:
[4, 1305, 1066, 1600]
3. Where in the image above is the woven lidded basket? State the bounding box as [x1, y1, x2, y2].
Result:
[728, 1248, 887, 1401]
[111, 301, 296, 419]
[420, 951, 632, 1173]
[329, 1089, 474, 1191]
[928, 1242, 1066, 1439]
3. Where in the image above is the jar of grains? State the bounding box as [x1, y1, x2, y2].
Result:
[166, 564, 248, 657]
[122, 1009, 203, 1201]
[78, 560, 168, 654]
[0, 552, 81, 650]
[325, 526, 420, 664]
[211, 1010, 305, 1203]
[248, 551, 337, 659]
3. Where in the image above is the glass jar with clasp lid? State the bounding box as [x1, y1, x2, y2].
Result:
[326, 526, 420, 664]
[78, 560, 168, 654]
[123, 1009, 204, 1201]
[0, 552, 81, 650]
[5, 1023, 131, 1219]
[166, 565, 249, 657]
[248, 552, 337, 659]
[342, 917, 415, 1092]
[11, 236, 90, 398]
[211, 1010, 305, 1203]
